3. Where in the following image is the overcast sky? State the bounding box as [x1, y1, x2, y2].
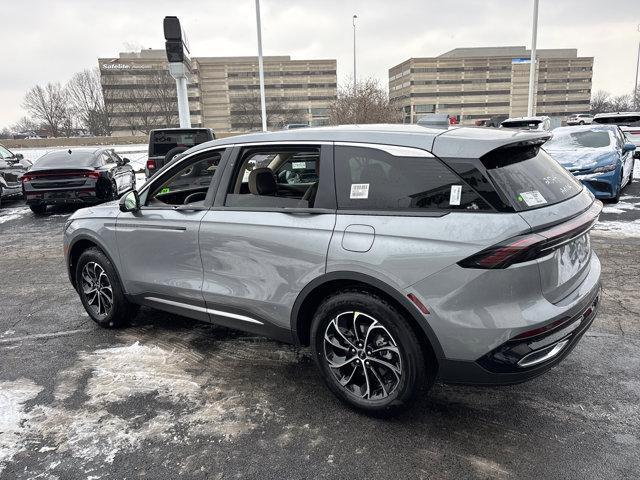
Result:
[1, 0, 638, 127]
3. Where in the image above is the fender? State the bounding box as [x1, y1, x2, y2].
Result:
[66, 232, 126, 293]
[290, 270, 445, 359]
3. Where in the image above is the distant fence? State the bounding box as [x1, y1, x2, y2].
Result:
[2, 132, 241, 149]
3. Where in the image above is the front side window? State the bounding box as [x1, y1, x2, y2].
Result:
[225, 146, 321, 208]
[0, 145, 13, 159]
[334, 146, 490, 212]
[145, 151, 222, 207]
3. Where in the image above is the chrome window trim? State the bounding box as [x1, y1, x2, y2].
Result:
[145, 296, 263, 325]
[334, 142, 434, 158]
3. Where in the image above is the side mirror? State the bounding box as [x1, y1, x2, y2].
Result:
[119, 190, 140, 212]
[15, 153, 24, 160]
[121, 157, 130, 164]
[622, 142, 636, 153]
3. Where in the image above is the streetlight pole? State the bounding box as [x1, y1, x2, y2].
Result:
[635, 24, 640, 109]
[255, 0, 267, 132]
[353, 14, 358, 93]
[527, 0, 539, 117]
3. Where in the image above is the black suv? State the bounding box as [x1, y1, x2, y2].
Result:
[0, 144, 32, 207]
[145, 128, 215, 178]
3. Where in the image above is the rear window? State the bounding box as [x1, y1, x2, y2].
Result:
[334, 146, 491, 212]
[593, 114, 640, 126]
[501, 120, 542, 129]
[483, 146, 582, 211]
[545, 129, 613, 150]
[36, 150, 97, 168]
[150, 130, 212, 157]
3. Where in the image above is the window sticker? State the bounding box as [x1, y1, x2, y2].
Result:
[449, 185, 462, 206]
[160, 187, 171, 194]
[291, 161, 306, 169]
[350, 183, 369, 199]
[518, 190, 547, 207]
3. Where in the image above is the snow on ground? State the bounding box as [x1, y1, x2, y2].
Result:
[601, 196, 640, 214]
[0, 205, 30, 224]
[13, 144, 148, 173]
[593, 220, 640, 238]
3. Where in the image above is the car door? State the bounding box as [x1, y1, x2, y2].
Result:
[198, 142, 336, 340]
[115, 147, 228, 320]
[617, 127, 633, 185]
[104, 151, 129, 195]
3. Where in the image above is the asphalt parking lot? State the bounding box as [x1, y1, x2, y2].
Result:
[1, 180, 640, 479]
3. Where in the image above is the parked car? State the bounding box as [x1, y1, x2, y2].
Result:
[63, 124, 602, 414]
[22, 148, 135, 214]
[566, 114, 594, 126]
[593, 112, 640, 159]
[543, 125, 635, 202]
[500, 116, 551, 131]
[146, 128, 215, 178]
[0, 144, 32, 207]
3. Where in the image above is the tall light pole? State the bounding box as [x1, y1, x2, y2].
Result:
[353, 14, 358, 93]
[255, 0, 267, 132]
[635, 24, 640, 109]
[527, 0, 539, 117]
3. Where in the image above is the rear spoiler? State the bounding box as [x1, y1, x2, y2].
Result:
[480, 136, 552, 170]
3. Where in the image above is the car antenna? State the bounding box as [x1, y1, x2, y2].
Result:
[68, 149, 72, 154]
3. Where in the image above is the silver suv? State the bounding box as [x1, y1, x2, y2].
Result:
[63, 125, 602, 414]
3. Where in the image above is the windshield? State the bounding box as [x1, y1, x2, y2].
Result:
[545, 129, 613, 151]
[0, 145, 14, 159]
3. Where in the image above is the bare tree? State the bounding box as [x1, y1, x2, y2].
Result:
[147, 70, 179, 128]
[590, 90, 611, 115]
[66, 68, 111, 136]
[230, 91, 306, 131]
[609, 94, 633, 113]
[22, 83, 69, 137]
[11, 116, 40, 134]
[329, 77, 402, 125]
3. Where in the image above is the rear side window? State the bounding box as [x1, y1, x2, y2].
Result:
[594, 114, 640, 127]
[483, 145, 582, 211]
[334, 146, 491, 212]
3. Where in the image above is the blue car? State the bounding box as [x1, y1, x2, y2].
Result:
[544, 125, 636, 202]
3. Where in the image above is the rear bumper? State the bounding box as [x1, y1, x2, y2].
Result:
[438, 285, 600, 385]
[24, 188, 102, 205]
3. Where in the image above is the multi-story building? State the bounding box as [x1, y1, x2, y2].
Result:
[389, 46, 593, 125]
[99, 49, 337, 135]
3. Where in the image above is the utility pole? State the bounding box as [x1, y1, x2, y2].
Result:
[255, 0, 267, 132]
[527, 0, 539, 117]
[353, 15, 358, 93]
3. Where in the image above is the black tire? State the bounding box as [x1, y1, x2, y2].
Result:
[164, 146, 188, 165]
[311, 289, 434, 415]
[29, 204, 47, 215]
[627, 159, 634, 186]
[75, 247, 138, 328]
[578, 121, 585, 125]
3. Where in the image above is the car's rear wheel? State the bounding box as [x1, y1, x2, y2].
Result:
[75, 248, 138, 328]
[29, 204, 47, 215]
[311, 290, 433, 415]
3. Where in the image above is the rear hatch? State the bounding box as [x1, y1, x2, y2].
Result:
[148, 129, 214, 169]
[480, 141, 600, 303]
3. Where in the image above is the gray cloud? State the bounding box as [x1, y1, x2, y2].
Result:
[1, 0, 638, 127]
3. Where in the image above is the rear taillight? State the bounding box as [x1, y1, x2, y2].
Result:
[21, 174, 33, 182]
[459, 201, 602, 269]
[146, 159, 156, 170]
[86, 171, 100, 179]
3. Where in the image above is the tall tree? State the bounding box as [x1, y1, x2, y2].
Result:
[22, 83, 69, 137]
[329, 77, 402, 125]
[609, 94, 633, 112]
[66, 68, 111, 136]
[230, 91, 306, 130]
[590, 90, 611, 115]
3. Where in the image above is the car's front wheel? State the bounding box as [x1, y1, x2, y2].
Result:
[311, 290, 434, 415]
[29, 204, 47, 215]
[75, 248, 138, 328]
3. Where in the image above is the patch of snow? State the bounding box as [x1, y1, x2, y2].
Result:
[634, 159, 640, 180]
[0, 379, 44, 473]
[601, 200, 638, 214]
[593, 220, 640, 238]
[0, 206, 30, 224]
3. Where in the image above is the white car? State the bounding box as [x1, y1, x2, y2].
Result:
[593, 112, 640, 158]
[567, 114, 594, 126]
[500, 116, 551, 131]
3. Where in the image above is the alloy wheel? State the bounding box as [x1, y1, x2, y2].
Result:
[81, 261, 113, 318]
[323, 311, 402, 400]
